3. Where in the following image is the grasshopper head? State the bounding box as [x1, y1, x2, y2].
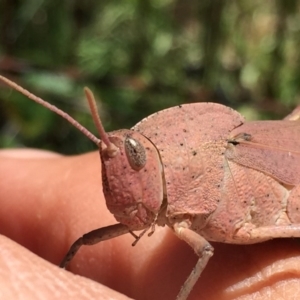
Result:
[100, 130, 164, 230]
[0, 79, 165, 232]
[82, 88, 164, 230]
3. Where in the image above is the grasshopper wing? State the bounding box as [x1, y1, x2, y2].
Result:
[226, 120, 300, 185]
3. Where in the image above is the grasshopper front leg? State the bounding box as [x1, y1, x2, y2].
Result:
[60, 223, 131, 268]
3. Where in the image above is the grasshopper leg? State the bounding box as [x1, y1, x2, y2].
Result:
[236, 224, 300, 242]
[60, 223, 130, 268]
[173, 221, 214, 300]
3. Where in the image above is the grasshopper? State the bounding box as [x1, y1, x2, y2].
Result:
[1, 75, 300, 300]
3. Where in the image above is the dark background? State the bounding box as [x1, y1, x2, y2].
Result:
[1, 0, 299, 154]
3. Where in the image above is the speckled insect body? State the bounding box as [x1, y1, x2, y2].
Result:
[1, 75, 300, 300]
[133, 104, 300, 244]
[132, 103, 300, 299]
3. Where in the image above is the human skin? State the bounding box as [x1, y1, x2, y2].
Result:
[0, 149, 300, 300]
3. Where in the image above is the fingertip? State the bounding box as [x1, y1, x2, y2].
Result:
[0, 148, 61, 158]
[0, 235, 131, 300]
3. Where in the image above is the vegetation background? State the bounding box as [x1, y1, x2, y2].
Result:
[0, 0, 299, 154]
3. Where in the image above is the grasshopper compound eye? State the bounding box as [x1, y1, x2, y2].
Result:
[125, 136, 147, 171]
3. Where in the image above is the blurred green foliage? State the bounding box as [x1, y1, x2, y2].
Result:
[0, 0, 300, 154]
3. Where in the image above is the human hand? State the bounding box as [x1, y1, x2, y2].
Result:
[0, 149, 299, 300]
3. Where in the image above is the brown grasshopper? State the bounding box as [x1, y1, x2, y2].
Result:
[1, 74, 300, 300]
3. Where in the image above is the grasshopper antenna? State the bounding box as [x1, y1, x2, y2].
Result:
[0, 75, 117, 154]
[84, 87, 118, 157]
[0, 75, 100, 145]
